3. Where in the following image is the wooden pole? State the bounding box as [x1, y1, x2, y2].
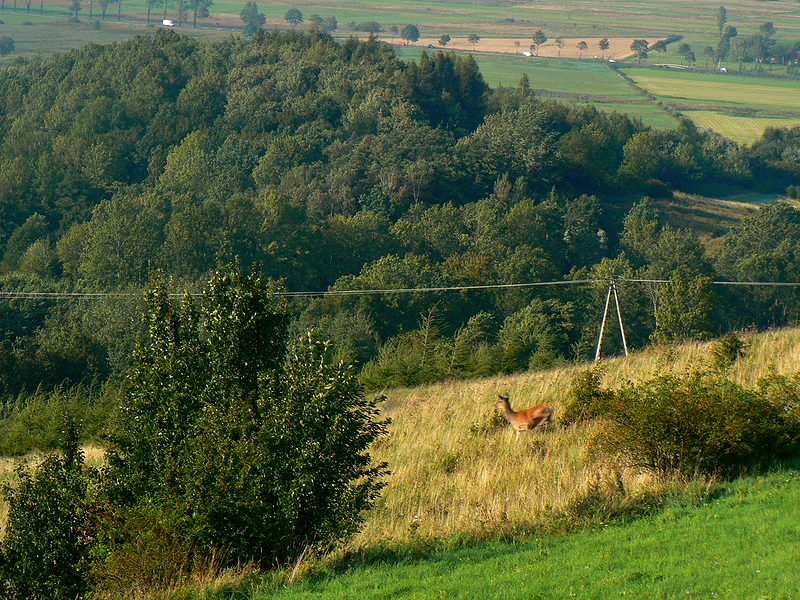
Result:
[612, 281, 629, 356]
[595, 283, 613, 363]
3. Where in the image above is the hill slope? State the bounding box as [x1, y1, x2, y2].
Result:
[269, 463, 800, 598]
[352, 328, 800, 548]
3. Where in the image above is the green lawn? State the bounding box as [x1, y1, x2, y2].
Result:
[265, 465, 800, 598]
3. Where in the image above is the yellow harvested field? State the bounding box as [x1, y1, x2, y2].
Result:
[391, 37, 660, 60]
[684, 111, 800, 145]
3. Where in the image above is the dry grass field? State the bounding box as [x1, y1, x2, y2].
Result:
[351, 328, 800, 548]
[392, 36, 658, 60]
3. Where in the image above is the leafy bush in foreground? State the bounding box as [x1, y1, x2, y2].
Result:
[0, 424, 97, 599]
[561, 367, 614, 426]
[597, 371, 799, 477]
[104, 266, 389, 575]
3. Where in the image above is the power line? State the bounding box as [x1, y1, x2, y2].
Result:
[2, 277, 800, 301]
[279, 279, 598, 297]
[0, 279, 599, 300]
[619, 278, 800, 287]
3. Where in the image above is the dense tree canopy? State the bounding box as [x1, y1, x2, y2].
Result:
[0, 29, 797, 394]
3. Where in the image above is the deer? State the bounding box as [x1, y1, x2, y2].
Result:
[496, 394, 553, 435]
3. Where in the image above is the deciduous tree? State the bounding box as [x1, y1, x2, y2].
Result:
[240, 1, 265, 36]
[532, 30, 547, 55]
[599, 37, 609, 59]
[284, 7, 302, 28]
[401, 24, 420, 44]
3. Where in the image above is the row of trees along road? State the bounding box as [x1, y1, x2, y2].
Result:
[0, 0, 212, 27]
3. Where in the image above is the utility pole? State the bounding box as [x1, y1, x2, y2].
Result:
[595, 278, 629, 363]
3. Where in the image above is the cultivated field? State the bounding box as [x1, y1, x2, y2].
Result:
[394, 36, 652, 60]
[624, 67, 800, 143]
[629, 69, 800, 113]
[685, 110, 800, 145]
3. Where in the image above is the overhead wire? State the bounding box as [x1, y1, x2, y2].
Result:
[1, 277, 800, 301]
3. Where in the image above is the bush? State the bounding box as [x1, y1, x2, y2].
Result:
[597, 371, 799, 477]
[105, 266, 389, 571]
[561, 367, 612, 426]
[710, 332, 748, 371]
[0, 423, 97, 599]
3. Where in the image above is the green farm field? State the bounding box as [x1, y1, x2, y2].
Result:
[628, 68, 800, 113]
[685, 110, 800, 144]
[396, 46, 679, 129]
[623, 67, 800, 143]
[0, 11, 227, 63]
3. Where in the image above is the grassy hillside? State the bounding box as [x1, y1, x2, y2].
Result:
[350, 328, 800, 549]
[268, 463, 800, 598]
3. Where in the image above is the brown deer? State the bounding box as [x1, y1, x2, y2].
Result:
[496, 394, 553, 435]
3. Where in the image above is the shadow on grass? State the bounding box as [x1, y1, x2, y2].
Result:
[306, 454, 800, 583]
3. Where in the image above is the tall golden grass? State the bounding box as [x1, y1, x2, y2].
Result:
[351, 328, 800, 548]
[2, 329, 799, 568]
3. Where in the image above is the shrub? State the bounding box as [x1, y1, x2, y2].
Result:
[0, 423, 97, 599]
[105, 266, 389, 572]
[597, 371, 799, 477]
[710, 332, 748, 371]
[561, 367, 613, 426]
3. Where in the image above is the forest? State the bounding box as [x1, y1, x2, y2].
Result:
[0, 28, 800, 397]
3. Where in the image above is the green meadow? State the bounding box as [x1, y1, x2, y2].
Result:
[265, 463, 800, 599]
